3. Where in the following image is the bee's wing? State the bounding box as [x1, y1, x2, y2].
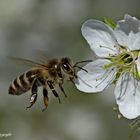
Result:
[8, 56, 48, 69]
[32, 49, 49, 64]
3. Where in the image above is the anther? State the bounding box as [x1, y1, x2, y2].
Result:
[117, 97, 121, 101]
[135, 57, 138, 60]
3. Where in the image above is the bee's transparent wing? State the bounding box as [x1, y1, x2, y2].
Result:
[32, 49, 49, 64]
[8, 56, 48, 68]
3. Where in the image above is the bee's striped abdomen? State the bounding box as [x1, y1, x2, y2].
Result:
[9, 69, 39, 95]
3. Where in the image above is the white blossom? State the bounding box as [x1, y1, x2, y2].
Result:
[76, 14, 140, 119]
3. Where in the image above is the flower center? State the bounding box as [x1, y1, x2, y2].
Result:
[104, 46, 140, 82]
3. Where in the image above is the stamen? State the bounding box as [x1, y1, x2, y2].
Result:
[95, 69, 109, 81]
[118, 73, 130, 100]
[118, 45, 130, 52]
[77, 75, 93, 88]
[117, 73, 125, 100]
[105, 71, 117, 87]
[100, 45, 116, 52]
[102, 70, 117, 90]
[133, 77, 138, 96]
[135, 57, 138, 60]
[95, 68, 115, 88]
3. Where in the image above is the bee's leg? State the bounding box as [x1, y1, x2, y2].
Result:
[26, 79, 38, 110]
[67, 77, 75, 84]
[42, 87, 49, 112]
[59, 84, 67, 97]
[47, 81, 61, 104]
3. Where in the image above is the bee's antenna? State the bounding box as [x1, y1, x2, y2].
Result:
[73, 60, 93, 67]
[74, 66, 88, 73]
[73, 59, 92, 73]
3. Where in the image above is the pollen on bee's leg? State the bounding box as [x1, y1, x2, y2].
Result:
[42, 87, 48, 112]
[42, 97, 49, 112]
[44, 97, 49, 107]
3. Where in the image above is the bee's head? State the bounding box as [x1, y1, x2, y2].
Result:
[61, 57, 76, 77]
[61, 57, 93, 78]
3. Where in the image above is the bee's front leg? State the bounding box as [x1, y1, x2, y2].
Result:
[67, 77, 75, 84]
[59, 84, 67, 97]
[26, 79, 38, 110]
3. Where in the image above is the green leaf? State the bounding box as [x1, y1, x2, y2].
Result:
[103, 17, 117, 29]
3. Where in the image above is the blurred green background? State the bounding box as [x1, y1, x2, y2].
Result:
[0, 0, 139, 140]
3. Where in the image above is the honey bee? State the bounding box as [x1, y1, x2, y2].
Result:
[8, 56, 91, 111]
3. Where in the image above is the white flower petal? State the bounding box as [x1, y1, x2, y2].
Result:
[114, 14, 140, 50]
[114, 73, 140, 119]
[75, 59, 116, 93]
[116, 14, 140, 35]
[114, 30, 140, 50]
[128, 32, 140, 50]
[81, 20, 118, 57]
[114, 29, 129, 47]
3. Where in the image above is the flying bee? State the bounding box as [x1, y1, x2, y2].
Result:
[8, 56, 91, 111]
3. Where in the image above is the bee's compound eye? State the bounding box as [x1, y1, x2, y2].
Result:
[63, 63, 71, 71]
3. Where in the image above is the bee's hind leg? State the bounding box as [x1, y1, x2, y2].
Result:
[26, 79, 38, 110]
[42, 87, 49, 112]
